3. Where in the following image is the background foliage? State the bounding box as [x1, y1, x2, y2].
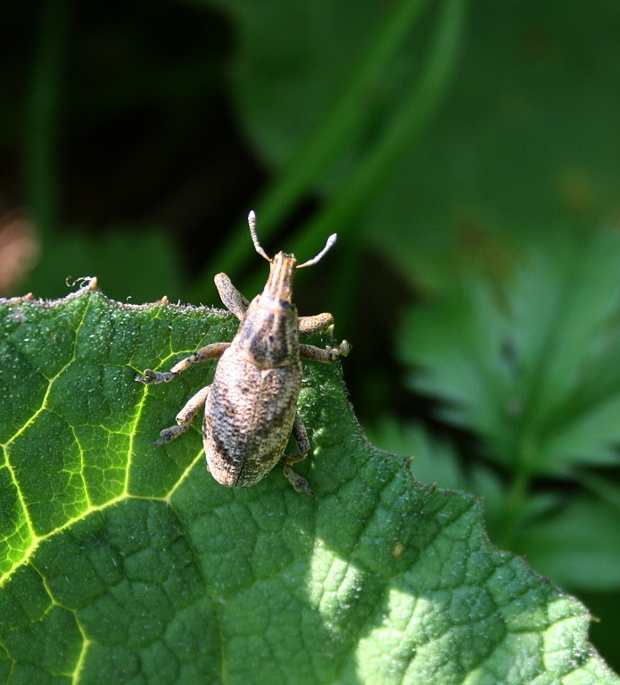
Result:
[1, 0, 620, 676]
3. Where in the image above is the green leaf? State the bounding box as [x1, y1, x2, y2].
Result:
[366, 418, 465, 491]
[191, 0, 466, 298]
[209, 0, 404, 171]
[363, 0, 620, 281]
[523, 494, 620, 593]
[399, 229, 620, 476]
[0, 281, 617, 684]
[370, 422, 620, 593]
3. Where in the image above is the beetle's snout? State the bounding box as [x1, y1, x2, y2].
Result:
[263, 253, 297, 301]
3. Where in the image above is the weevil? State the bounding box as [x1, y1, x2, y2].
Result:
[135, 211, 350, 496]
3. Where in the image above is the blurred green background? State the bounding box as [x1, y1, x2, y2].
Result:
[2, 0, 620, 671]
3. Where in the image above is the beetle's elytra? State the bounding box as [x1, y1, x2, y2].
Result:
[135, 211, 350, 496]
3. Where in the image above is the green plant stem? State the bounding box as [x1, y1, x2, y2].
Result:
[498, 435, 537, 549]
[579, 471, 620, 513]
[291, 0, 467, 261]
[189, 0, 432, 301]
[25, 0, 71, 237]
[498, 470, 529, 550]
[239, 0, 467, 304]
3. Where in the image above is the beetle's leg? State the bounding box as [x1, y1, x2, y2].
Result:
[298, 313, 351, 365]
[299, 339, 352, 363]
[282, 463, 314, 496]
[214, 273, 249, 321]
[169, 342, 230, 374]
[281, 413, 314, 496]
[299, 312, 334, 335]
[290, 412, 311, 457]
[135, 342, 230, 384]
[154, 385, 211, 446]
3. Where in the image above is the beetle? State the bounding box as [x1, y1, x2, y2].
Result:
[135, 211, 350, 495]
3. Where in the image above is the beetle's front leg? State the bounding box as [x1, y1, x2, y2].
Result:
[299, 339, 352, 363]
[135, 342, 231, 384]
[281, 412, 314, 496]
[214, 273, 249, 321]
[154, 384, 211, 446]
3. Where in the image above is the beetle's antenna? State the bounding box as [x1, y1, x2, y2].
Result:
[248, 211, 271, 262]
[298, 234, 338, 269]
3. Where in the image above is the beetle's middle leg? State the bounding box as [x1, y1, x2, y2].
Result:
[281, 412, 314, 496]
[135, 342, 230, 384]
[154, 385, 211, 446]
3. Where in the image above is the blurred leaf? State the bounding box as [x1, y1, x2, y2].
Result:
[399, 228, 620, 476]
[366, 418, 465, 491]
[192, 0, 466, 298]
[523, 495, 620, 592]
[0, 283, 617, 683]
[578, 470, 620, 513]
[209, 0, 403, 171]
[364, 0, 620, 290]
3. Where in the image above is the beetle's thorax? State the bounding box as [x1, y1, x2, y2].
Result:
[230, 251, 300, 368]
[262, 251, 296, 302]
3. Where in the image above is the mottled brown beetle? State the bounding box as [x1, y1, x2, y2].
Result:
[136, 211, 350, 495]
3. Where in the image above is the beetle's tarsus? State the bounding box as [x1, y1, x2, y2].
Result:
[282, 464, 315, 496]
[299, 340, 352, 363]
[329, 340, 352, 359]
[298, 481, 315, 497]
[136, 369, 176, 384]
[154, 424, 188, 445]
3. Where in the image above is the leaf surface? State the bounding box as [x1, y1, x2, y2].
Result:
[0, 282, 617, 684]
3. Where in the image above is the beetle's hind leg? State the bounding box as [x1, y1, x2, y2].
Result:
[281, 412, 314, 496]
[154, 385, 211, 446]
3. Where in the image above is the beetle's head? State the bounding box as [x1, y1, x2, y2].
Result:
[248, 210, 337, 301]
